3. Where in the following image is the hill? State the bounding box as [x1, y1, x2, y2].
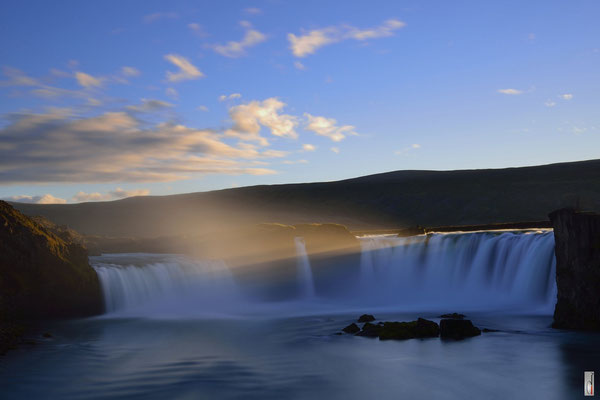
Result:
[10, 159, 600, 238]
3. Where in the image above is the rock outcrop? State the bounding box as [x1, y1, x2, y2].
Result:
[0, 201, 103, 321]
[439, 319, 481, 339]
[549, 208, 600, 330]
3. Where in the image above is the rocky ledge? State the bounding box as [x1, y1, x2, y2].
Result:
[550, 208, 600, 330]
[0, 201, 103, 323]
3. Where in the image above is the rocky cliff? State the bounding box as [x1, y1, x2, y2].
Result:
[0, 201, 103, 321]
[549, 208, 600, 330]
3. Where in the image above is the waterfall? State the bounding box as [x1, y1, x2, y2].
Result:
[90, 230, 557, 317]
[294, 237, 316, 298]
[357, 230, 556, 311]
[91, 253, 238, 316]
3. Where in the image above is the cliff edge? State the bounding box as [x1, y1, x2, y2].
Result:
[549, 208, 600, 330]
[0, 201, 103, 322]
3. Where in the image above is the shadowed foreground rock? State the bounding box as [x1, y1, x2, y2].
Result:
[550, 208, 600, 330]
[0, 201, 103, 322]
[354, 318, 439, 340]
[440, 319, 481, 339]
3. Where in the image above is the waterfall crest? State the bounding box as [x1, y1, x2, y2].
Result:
[91, 230, 556, 316]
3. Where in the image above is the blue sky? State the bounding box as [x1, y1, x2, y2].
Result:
[1, 0, 599, 203]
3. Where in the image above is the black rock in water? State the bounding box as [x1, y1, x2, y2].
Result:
[342, 323, 360, 334]
[356, 322, 382, 338]
[358, 314, 376, 323]
[439, 313, 465, 319]
[379, 318, 439, 341]
[440, 319, 481, 339]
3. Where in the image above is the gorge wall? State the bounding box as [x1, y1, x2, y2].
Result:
[0, 201, 103, 321]
[550, 208, 600, 330]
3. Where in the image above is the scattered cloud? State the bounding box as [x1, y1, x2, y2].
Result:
[126, 99, 173, 113]
[226, 98, 298, 145]
[165, 87, 178, 98]
[545, 99, 556, 107]
[72, 188, 150, 203]
[294, 61, 306, 70]
[3, 194, 67, 204]
[197, 105, 209, 112]
[303, 113, 356, 142]
[244, 7, 262, 15]
[143, 12, 178, 24]
[497, 88, 523, 95]
[302, 144, 316, 152]
[330, 147, 340, 154]
[0, 110, 282, 184]
[219, 93, 242, 102]
[164, 54, 204, 82]
[121, 66, 140, 77]
[560, 93, 573, 100]
[288, 19, 405, 57]
[213, 22, 267, 57]
[282, 159, 308, 165]
[74, 71, 104, 88]
[395, 143, 421, 155]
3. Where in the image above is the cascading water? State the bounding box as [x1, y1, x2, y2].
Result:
[90, 230, 557, 317]
[357, 230, 556, 312]
[294, 237, 316, 298]
[91, 253, 239, 316]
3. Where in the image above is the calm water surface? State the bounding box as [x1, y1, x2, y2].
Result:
[1, 313, 599, 399]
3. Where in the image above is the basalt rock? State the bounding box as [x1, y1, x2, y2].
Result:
[440, 319, 481, 339]
[357, 314, 376, 323]
[549, 208, 600, 330]
[0, 201, 103, 322]
[354, 318, 439, 340]
[342, 323, 360, 334]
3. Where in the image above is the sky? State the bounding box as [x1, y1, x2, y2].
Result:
[0, 0, 599, 204]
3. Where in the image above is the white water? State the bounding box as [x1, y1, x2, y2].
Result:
[91, 230, 557, 317]
[295, 237, 316, 298]
[357, 230, 556, 312]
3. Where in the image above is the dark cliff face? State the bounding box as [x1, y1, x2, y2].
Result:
[549, 208, 600, 330]
[0, 201, 103, 321]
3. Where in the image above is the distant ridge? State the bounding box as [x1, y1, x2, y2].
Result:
[10, 159, 600, 237]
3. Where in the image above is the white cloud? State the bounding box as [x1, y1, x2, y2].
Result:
[395, 143, 422, 155]
[165, 87, 178, 98]
[121, 66, 140, 77]
[75, 71, 104, 88]
[197, 105, 209, 112]
[143, 12, 178, 23]
[348, 19, 406, 41]
[560, 93, 573, 100]
[330, 147, 340, 154]
[72, 188, 150, 203]
[288, 19, 405, 57]
[303, 113, 356, 142]
[302, 144, 316, 151]
[497, 88, 523, 95]
[164, 54, 204, 82]
[4, 194, 67, 204]
[226, 98, 298, 145]
[282, 159, 308, 165]
[294, 61, 306, 70]
[219, 93, 242, 102]
[213, 24, 267, 57]
[545, 99, 556, 107]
